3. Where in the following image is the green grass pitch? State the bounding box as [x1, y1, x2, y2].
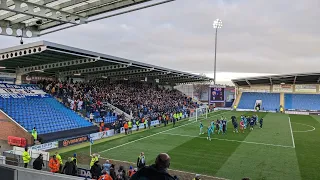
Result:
[59, 110, 320, 180]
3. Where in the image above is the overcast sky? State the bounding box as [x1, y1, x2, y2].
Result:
[1, 0, 319, 83]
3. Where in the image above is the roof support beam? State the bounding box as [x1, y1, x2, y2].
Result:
[112, 72, 170, 80]
[0, 0, 57, 21]
[89, 68, 152, 79]
[0, 0, 86, 26]
[269, 77, 273, 85]
[38, 0, 145, 30]
[293, 75, 297, 84]
[0, 20, 39, 37]
[245, 79, 251, 86]
[18, 58, 98, 74]
[10, 0, 89, 25]
[60, 64, 129, 76]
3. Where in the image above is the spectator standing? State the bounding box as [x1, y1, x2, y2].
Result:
[49, 155, 60, 173]
[63, 157, 77, 176]
[90, 161, 102, 180]
[116, 166, 127, 180]
[22, 147, 31, 168]
[124, 122, 129, 135]
[193, 174, 201, 180]
[90, 113, 94, 123]
[130, 153, 176, 180]
[102, 160, 111, 175]
[147, 119, 151, 129]
[110, 164, 117, 180]
[98, 170, 113, 180]
[33, 154, 44, 170]
[137, 152, 146, 170]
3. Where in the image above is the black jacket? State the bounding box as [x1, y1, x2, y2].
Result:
[33, 157, 44, 170]
[63, 161, 77, 176]
[90, 163, 102, 179]
[130, 165, 176, 180]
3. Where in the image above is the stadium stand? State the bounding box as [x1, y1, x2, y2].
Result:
[284, 94, 320, 111]
[237, 92, 280, 111]
[0, 97, 93, 134]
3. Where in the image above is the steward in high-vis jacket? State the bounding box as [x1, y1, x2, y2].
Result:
[22, 147, 31, 168]
[90, 154, 99, 168]
[128, 120, 133, 134]
[137, 152, 146, 170]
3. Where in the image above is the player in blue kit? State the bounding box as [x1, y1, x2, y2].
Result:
[218, 120, 223, 134]
[222, 119, 227, 134]
[231, 116, 238, 133]
[259, 118, 263, 128]
[199, 121, 204, 135]
[210, 120, 215, 134]
[207, 125, 212, 141]
[250, 117, 255, 130]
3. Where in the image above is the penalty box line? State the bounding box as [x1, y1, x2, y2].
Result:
[99, 157, 229, 180]
[162, 133, 295, 149]
[98, 111, 230, 154]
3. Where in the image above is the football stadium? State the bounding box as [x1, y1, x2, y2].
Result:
[0, 1, 319, 180]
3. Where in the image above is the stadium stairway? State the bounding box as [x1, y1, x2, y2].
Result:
[0, 96, 98, 143]
[238, 92, 280, 111]
[233, 91, 242, 108]
[280, 93, 285, 107]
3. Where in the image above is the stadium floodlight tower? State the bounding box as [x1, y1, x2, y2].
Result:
[213, 19, 223, 85]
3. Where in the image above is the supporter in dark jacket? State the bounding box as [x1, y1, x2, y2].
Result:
[33, 154, 44, 170]
[110, 164, 117, 180]
[130, 153, 176, 180]
[63, 157, 77, 176]
[90, 161, 102, 179]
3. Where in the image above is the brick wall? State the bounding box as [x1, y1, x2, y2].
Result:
[0, 111, 33, 145]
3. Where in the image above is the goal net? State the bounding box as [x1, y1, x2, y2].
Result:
[189, 105, 208, 122]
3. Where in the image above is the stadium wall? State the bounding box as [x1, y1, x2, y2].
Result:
[237, 84, 320, 94]
[0, 110, 33, 145]
[0, 164, 83, 180]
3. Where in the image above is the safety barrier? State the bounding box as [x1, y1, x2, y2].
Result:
[8, 136, 27, 147]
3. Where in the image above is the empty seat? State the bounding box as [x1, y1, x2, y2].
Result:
[0, 96, 93, 134]
[238, 92, 280, 111]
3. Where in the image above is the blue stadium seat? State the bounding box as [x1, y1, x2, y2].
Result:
[0, 96, 93, 134]
[285, 94, 320, 110]
[238, 92, 280, 111]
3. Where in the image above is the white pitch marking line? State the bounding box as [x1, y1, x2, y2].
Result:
[288, 117, 296, 148]
[99, 157, 229, 180]
[162, 132, 295, 149]
[292, 122, 316, 133]
[98, 111, 230, 154]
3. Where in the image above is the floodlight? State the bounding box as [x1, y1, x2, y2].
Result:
[213, 19, 223, 29]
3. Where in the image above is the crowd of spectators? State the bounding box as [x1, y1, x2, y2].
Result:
[38, 79, 199, 126]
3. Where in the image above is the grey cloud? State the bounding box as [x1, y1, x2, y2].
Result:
[1, 0, 319, 75]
